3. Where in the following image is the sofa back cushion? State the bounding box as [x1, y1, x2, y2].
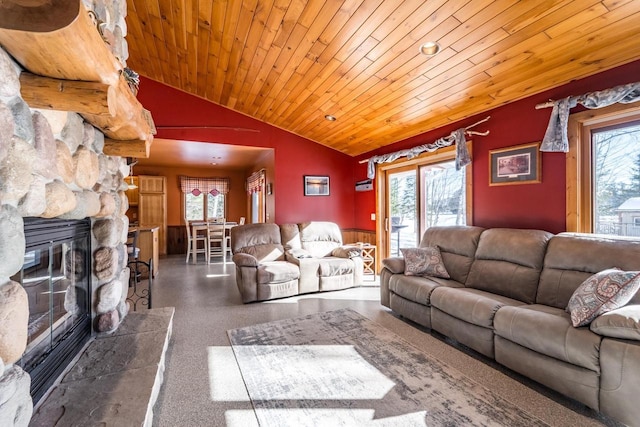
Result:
[537, 233, 640, 308]
[420, 226, 485, 284]
[280, 223, 302, 250]
[230, 223, 285, 262]
[298, 221, 343, 257]
[465, 228, 552, 304]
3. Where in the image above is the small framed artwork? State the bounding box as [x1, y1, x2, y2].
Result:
[304, 175, 330, 196]
[489, 142, 541, 186]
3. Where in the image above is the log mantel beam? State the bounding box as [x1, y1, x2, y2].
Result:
[103, 137, 152, 159]
[20, 73, 116, 116]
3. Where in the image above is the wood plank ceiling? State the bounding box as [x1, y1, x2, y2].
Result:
[125, 0, 640, 157]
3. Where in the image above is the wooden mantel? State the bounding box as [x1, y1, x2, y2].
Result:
[0, 0, 155, 158]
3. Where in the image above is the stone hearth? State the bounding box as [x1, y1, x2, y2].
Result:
[0, 1, 155, 425]
[30, 307, 174, 427]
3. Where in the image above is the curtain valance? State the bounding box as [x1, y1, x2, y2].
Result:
[365, 117, 490, 179]
[246, 170, 265, 194]
[179, 176, 230, 196]
[540, 81, 640, 152]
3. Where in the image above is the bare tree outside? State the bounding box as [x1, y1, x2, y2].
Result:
[593, 123, 640, 236]
[388, 160, 466, 255]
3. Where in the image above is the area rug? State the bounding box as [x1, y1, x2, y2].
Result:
[227, 308, 549, 427]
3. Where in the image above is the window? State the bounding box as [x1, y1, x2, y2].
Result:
[567, 103, 640, 236]
[634, 217, 640, 227]
[180, 176, 230, 222]
[185, 193, 225, 221]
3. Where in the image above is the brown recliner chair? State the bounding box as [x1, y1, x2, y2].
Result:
[230, 223, 300, 303]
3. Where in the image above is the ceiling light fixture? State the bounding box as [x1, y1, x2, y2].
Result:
[420, 41, 441, 56]
[324, 114, 336, 121]
[127, 176, 138, 190]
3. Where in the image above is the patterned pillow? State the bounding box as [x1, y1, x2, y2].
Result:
[400, 246, 450, 279]
[566, 268, 640, 327]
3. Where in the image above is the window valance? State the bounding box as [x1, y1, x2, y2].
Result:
[540, 81, 640, 152]
[364, 116, 490, 179]
[246, 170, 265, 194]
[179, 176, 229, 196]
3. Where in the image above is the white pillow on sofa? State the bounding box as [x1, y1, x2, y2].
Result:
[566, 268, 640, 327]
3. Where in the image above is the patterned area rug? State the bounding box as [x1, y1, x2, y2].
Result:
[228, 308, 549, 427]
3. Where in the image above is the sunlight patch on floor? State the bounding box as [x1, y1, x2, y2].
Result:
[205, 273, 231, 278]
[233, 345, 395, 400]
[251, 409, 428, 426]
[207, 346, 250, 402]
[224, 410, 260, 427]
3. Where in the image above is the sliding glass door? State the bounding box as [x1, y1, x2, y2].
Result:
[386, 168, 418, 256]
[379, 146, 471, 258]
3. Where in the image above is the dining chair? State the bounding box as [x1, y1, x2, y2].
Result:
[207, 221, 227, 262]
[238, 217, 246, 225]
[185, 219, 207, 263]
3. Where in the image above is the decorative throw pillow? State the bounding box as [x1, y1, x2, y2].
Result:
[566, 268, 640, 327]
[400, 246, 450, 279]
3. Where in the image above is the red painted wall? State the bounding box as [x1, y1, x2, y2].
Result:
[354, 60, 640, 234]
[137, 78, 356, 228]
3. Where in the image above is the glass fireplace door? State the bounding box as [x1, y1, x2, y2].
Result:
[12, 218, 91, 403]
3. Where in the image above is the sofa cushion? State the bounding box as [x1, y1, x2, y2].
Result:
[567, 269, 640, 327]
[430, 287, 524, 328]
[465, 228, 552, 304]
[389, 274, 462, 306]
[231, 223, 285, 262]
[537, 233, 640, 309]
[257, 261, 300, 284]
[590, 305, 640, 340]
[298, 221, 343, 257]
[420, 225, 484, 284]
[318, 257, 354, 277]
[494, 304, 601, 372]
[401, 246, 450, 279]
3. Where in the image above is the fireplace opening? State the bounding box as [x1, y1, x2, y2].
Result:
[11, 218, 92, 404]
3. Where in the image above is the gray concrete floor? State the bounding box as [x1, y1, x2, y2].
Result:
[150, 255, 613, 427]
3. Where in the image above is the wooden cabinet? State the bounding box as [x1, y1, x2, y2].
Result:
[137, 227, 159, 277]
[139, 176, 165, 193]
[138, 176, 167, 256]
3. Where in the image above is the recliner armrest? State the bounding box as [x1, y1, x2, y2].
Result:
[232, 252, 259, 267]
[331, 246, 362, 258]
[590, 305, 640, 341]
[382, 257, 405, 274]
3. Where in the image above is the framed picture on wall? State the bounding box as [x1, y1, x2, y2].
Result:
[304, 175, 330, 196]
[489, 142, 541, 186]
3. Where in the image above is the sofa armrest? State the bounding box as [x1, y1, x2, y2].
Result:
[590, 305, 640, 341]
[331, 246, 362, 258]
[382, 257, 405, 274]
[232, 253, 259, 268]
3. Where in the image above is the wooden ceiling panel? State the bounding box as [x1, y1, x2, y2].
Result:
[126, 0, 640, 157]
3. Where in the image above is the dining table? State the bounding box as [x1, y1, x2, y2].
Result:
[190, 221, 237, 264]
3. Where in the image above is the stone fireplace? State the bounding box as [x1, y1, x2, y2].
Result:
[0, 0, 138, 425]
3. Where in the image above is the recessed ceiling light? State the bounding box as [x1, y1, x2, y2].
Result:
[324, 115, 336, 121]
[420, 41, 441, 56]
[210, 162, 217, 166]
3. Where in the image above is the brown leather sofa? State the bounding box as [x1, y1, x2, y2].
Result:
[380, 226, 640, 426]
[231, 221, 363, 303]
